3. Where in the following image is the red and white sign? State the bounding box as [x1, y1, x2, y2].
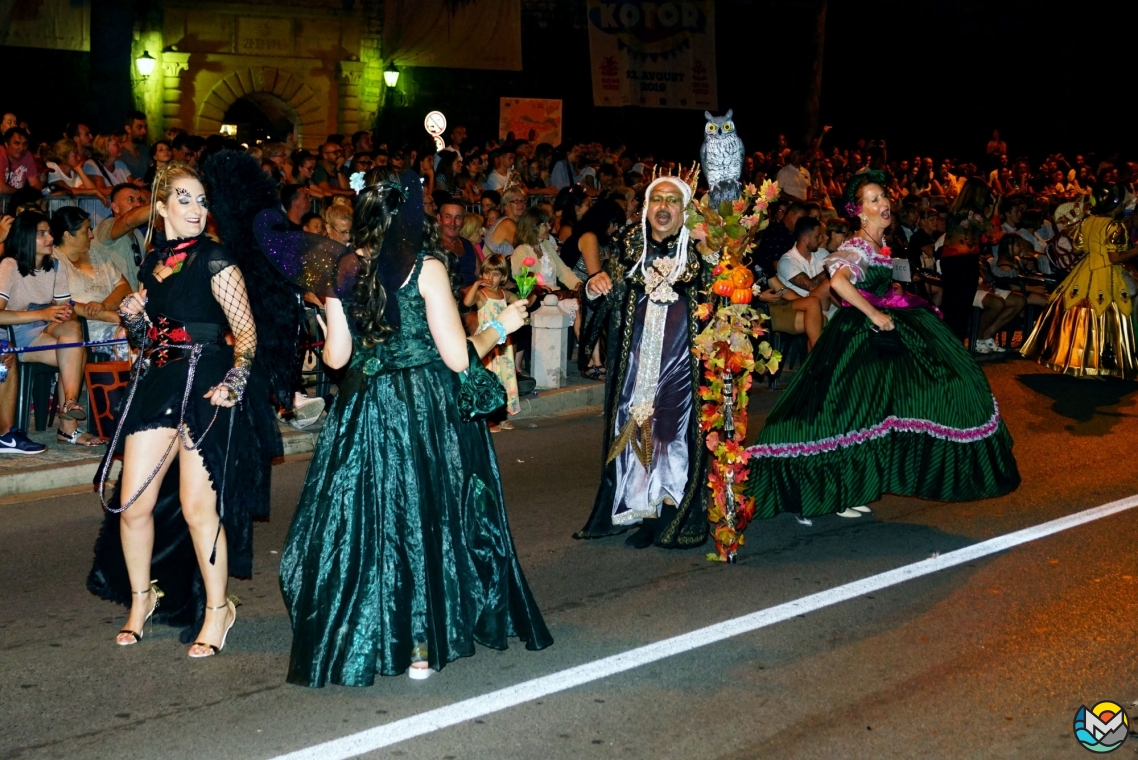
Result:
[424, 111, 447, 136]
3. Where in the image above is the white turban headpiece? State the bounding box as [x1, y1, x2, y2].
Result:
[629, 176, 693, 284]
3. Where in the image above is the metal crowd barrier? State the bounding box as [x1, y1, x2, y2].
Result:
[47, 196, 112, 225]
[0, 338, 129, 382]
[0, 194, 112, 225]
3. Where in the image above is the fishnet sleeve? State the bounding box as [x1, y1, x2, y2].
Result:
[211, 264, 257, 402]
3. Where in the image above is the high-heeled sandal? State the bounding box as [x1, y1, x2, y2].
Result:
[117, 580, 163, 646]
[408, 643, 433, 680]
[188, 596, 240, 658]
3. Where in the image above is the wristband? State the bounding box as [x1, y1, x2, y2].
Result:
[219, 351, 253, 403]
[483, 319, 507, 345]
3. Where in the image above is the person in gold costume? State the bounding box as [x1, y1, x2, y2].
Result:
[1021, 184, 1138, 378]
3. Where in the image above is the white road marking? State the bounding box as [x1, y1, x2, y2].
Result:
[268, 494, 1138, 760]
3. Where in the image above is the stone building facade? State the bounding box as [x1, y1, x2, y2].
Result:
[133, 0, 385, 147]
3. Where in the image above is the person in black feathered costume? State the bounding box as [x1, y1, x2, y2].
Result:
[87, 153, 303, 656]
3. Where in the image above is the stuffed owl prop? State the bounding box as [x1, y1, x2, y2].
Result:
[700, 109, 745, 209]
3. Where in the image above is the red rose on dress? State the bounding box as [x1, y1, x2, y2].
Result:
[168, 328, 191, 343]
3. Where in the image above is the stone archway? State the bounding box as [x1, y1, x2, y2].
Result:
[195, 67, 326, 144]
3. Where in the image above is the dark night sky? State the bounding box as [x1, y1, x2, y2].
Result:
[1, 0, 1131, 167]
[389, 0, 1129, 166]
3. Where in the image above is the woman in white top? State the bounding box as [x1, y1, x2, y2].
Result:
[84, 132, 134, 191]
[51, 206, 130, 356]
[0, 210, 98, 445]
[510, 206, 581, 303]
[46, 139, 107, 203]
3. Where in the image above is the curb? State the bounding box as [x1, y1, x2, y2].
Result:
[0, 381, 608, 502]
[515, 380, 606, 419]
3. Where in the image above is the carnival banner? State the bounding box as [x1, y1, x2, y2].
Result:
[499, 98, 562, 146]
[0, 0, 90, 51]
[585, 0, 717, 110]
[383, 0, 522, 71]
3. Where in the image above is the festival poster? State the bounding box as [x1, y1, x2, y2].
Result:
[585, 0, 717, 110]
[499, 98, 563, 146]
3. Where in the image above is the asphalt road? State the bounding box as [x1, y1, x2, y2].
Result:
[1, 359, 1137, 760]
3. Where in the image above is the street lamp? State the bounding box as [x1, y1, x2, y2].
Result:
[136, 50, 156, 78]
[383, 63, 400, 88]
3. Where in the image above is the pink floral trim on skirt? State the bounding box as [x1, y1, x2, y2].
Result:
[746, 398, 1002, 459]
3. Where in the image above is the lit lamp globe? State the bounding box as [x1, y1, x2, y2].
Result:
[136, 50, 157, 78]
[383, 63, 400, 88]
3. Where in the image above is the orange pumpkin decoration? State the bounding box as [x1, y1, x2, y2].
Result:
[730, 288, 752, 304]
[731, 267, 754, 289]
[713, 277, 735, 297]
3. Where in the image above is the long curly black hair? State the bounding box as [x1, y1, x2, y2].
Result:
[349, 168, 451, 347]
[200, 150, 305, 409]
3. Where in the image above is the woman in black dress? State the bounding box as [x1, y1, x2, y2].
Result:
[90, 161, 269, 657]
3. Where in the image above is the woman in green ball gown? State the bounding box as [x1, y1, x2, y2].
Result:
[745, 172, 1020, 521]
[269, 169, 551, 686]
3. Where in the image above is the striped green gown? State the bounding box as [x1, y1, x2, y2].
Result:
[745, 237, 1020, 518]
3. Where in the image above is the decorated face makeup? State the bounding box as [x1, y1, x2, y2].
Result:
[160, 178, 209, 239]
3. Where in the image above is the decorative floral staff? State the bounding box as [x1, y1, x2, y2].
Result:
[687, 179, 782, 562]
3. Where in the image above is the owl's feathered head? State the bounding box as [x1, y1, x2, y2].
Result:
[703, 109, 736, 138]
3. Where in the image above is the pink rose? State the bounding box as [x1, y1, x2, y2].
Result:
[522, 256, 537, 267]
[535, 273, 546, 287]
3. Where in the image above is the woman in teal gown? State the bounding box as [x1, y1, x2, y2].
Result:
[269, 170, 551, 686]
[745, 172, 1020, 520]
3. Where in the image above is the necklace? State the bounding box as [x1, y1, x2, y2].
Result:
[860, 229, 883, 248]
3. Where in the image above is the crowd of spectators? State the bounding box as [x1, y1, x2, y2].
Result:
[2, 104, 1135, 446]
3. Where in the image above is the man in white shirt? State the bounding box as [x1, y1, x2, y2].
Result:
[483, 148, 514, 191]
[777, 217, 836, 317]
[775, 150, 811, 202]
[90, 184, 149, 289]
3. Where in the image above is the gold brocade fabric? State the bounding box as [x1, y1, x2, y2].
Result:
[1021, 297, 1137, 379]
[1021, 215, 1136, 379]
[1062, 217, 1131, 317]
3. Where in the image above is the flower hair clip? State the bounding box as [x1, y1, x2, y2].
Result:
[349, 172, 367, 194]
[844, 201, 861, 218]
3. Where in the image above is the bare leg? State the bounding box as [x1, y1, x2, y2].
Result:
[810, 280, 834, 310]
[117, 428, 180, 643]
[982, 293, 1024, 339]
[0, 355, 17, 432]
[24, 320, 87, 437]
[46, 319, 85, 411]
[178, 441, 233, 655]
[977, 294, 1004, 339]
[790, 295, 823, 350]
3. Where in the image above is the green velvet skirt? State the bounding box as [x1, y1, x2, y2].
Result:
[745, 305, 1020, 518]
[280, 359, 552, 687]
